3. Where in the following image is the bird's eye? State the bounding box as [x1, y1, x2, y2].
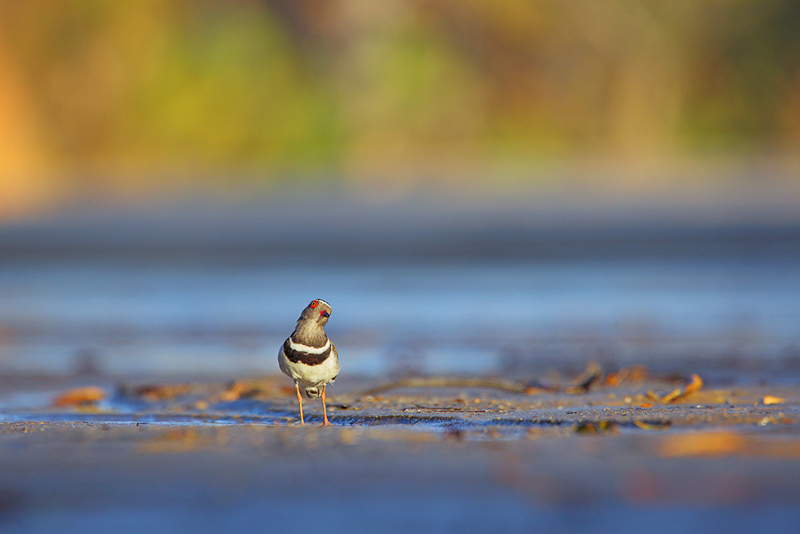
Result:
[309, 300, 318, 308]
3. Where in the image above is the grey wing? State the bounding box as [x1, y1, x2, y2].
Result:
[330, 341, 340, 382]
[277, 342, 292, 378]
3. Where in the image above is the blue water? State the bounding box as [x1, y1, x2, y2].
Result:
[0, 252, 798, 377]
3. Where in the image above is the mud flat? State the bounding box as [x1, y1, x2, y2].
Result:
[1, 367, 800, 534]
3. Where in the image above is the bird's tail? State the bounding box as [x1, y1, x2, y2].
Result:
[304, 386, 321, 398]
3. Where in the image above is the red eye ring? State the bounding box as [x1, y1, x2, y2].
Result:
[309, 300, 318, 308]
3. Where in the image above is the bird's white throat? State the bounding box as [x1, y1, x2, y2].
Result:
[288, 337, 331, 354]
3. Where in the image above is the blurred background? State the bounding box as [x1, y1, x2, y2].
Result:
[0, 0, 799, 379]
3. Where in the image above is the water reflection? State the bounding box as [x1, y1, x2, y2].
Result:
[1, 253, 798, 377]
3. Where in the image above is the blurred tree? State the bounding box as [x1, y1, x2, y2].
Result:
[0, 0, 798, 212]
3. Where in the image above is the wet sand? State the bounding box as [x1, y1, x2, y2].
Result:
[2, 368, 800, 534]
[2, 196, 799, 533]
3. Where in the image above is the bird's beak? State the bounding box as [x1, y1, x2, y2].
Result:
[320, 310, 330, 318]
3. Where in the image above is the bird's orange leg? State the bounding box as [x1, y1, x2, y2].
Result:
[320, 384, 333, 427]
[295, 383, 305, 425]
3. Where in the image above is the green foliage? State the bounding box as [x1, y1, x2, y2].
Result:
[0, 0, 798, 189]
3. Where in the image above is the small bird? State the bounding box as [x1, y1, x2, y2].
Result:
[278, 299, 339, 426]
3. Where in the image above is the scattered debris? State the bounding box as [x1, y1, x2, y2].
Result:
[633, 420, 671, 431]
[659, 429, 800, 458]
[356, 366, 710, 402]
[564, 362, 603, 394]
[658, 432, 746, 457]
[137, 428, 210, 454]
[574, 421, 619, 434]
[648, 374, 703, 404]
[763, 395, 786, 405]
[53, 386, 106, 407]
[218, 380, 262, 402]
[604, 365, 649, 387]
[130, 384, 191, 402]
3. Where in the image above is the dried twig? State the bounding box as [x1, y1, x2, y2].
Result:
[648, 373, 704, 404]
[406, 405, 499, 413]
[564, 363, 603, 394]
[357, 377, 555, 398]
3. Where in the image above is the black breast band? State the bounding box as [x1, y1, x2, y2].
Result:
[283, 339, 332, 366]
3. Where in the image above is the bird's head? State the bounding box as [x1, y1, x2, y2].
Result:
[300, 299, 332, 325]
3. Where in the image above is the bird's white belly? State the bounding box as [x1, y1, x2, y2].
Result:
[278, 346, 339, 388]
